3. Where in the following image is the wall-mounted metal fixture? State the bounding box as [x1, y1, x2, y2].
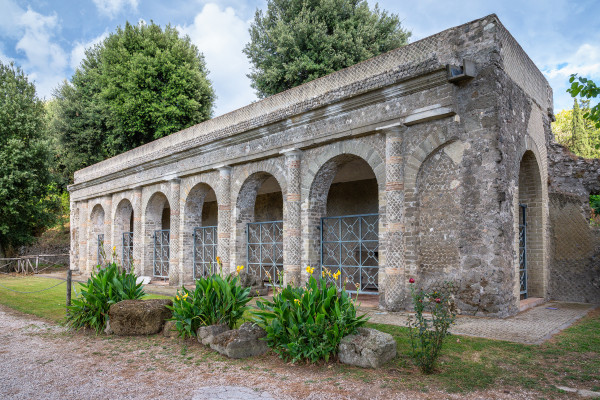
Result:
[447, 59, 476, 83]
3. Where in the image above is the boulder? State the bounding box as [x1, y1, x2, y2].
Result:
[210, 322, 268, 358]
[108, 299, 172, 336]
[198, 324, 230, 346]
[338, 327, 397, 368]
[162, 320, 178, 338]
[238, 272, 268, 297]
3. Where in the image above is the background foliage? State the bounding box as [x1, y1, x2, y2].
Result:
[0, 62, 57, 254]
[49, 21, 215, 186]
[243, 0, 410, 98]
[553, 99, 600, 158]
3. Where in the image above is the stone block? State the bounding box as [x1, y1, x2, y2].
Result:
[197, 324, 230, 346]
[210, 322, 268, 359]
[163, 320, 178, 338]
[108, 299, 172, 336]
[338, 327, 396, 368]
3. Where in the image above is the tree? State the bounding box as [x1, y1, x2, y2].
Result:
[243, 0, 411, 98]
[0, 62, 55, 252]
[51, 21, 215, 184]
[552, 100, 600, 158]
[568, 74, 599, 130]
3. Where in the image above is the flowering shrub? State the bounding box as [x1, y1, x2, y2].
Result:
[168, 262, 251, 338]
[66, 260, 145, 333]
[252, 266, 368, 363]
[407, 280, 457, 374]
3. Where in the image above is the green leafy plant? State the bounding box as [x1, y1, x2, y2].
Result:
[66, 261, 145, 333]
[168, 266, 251, 338]
[252, 266, 368, 363]
[407, 279, 457, 374]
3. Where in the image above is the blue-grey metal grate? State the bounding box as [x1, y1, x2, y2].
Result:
[122, 231, 134, 273]
[153, 229, 170, 279]
[519, 204, 528, 299]
[321, 213, 379, 294]
[247, 221, 283, 286]
[193, 226, 218, 279]
[97, 234, 105, 266]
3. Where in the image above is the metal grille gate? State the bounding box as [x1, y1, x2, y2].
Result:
[519, 204, 528, 299]
[122, 232, 133, 272]
[97, 234, 105, 265]
[153, 229, 170, 279]
[321, 214, 379, 294]
[247, 221, 283, 286]
[193, 226, 218, 279]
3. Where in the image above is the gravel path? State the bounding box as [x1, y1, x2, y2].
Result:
[0, 305, 544, 400]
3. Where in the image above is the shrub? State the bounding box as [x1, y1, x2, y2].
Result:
[168, 267, 251, 338]
[407, 280, 457, 374]
[252, 267, 368, 363]
[66, 261, 145, 333]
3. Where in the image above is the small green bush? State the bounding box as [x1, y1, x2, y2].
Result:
[168, 272, 252, 338]
[66, 262, 145, 333]
[407, 280, 457, 374]
[253, 267, 368, 363]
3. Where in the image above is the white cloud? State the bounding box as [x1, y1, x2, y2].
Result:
[92, 0, 139, 18]
[70, 31, 109, 70]
[542, 43, 600, 111]
[177, 3, 256, 116]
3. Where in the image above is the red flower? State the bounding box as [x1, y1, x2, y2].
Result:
[435, 298, 441, 303]
[409, 278, 415, 284]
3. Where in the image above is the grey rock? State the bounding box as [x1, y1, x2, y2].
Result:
[210, 322, 268, 358]
[108, 299, 172, 336]
[197, 324, 230, 345]
[162, 320, 178, 338]
[338, 327, 396, 368]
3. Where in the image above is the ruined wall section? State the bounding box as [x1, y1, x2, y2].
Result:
[547, 144, 600, 303]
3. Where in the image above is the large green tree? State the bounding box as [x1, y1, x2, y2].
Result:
[51, 22, 215, 184]
[0, 62, 55, 252]
[243, 0, 411, 98]
[568, 74, 599, 130]
[552, 99, 600, 158]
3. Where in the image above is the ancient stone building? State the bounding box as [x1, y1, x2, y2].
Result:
[68, 14, 600, 317]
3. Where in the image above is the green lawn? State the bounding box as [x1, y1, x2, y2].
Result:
[0, 275, 171, 323]
[1, 275, 598, 396]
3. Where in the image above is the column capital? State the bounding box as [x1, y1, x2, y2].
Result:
[215, 165, 232, 176]
[280, 148, 303, 159]
[376, 122, 406, 135]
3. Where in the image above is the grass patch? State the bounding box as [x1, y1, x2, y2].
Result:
[0, 275, 171, 323]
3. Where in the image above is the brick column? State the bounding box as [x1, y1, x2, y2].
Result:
[78, 202, 88, 273]
[383, 125, 406, 311]
[69, 199, 78, 271]
[282, 149, 302, 286]
[169, 179, 181, 285]
[103, 196, 112, 262]
[216, 166, 232, 275]
[132, 187, 143, 276]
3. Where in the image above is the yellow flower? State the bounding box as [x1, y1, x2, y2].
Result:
[294, 298, 301, 305]
[333, 271, 341, 280]
[176, 295, 180, 301]
[112, 246, 116, 252]
[216, 256, 221, 263]
[237, 265, 244, 273]
[305, 266, 315, 275]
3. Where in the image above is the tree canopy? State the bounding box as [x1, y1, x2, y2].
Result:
[0, 62, 56, 251]
[51, 21, 215, 185]
[553, 99, 600, 158]
[568, 74, 599, 130]
[243, 0, 411, 98]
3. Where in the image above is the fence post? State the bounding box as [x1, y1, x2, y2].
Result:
[35, 256, 39, 273]
[66, 269, 72, 317]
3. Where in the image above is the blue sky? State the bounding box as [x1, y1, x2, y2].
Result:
[0, 0, 598, 117]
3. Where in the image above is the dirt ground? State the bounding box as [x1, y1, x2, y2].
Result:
[0, 305, 551, 400]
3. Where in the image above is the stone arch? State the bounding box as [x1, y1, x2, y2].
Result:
[233, 171, 284, 283]
[517, 149, 545, 299]
[143, 191, 171, 279]
[302, 152, 382, 291]
[89, 203, 106, 266]
[182, 182, 218, 282]
[113, 198, 134, 269]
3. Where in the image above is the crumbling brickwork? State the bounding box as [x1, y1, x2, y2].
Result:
[69, 14, 597, 316]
